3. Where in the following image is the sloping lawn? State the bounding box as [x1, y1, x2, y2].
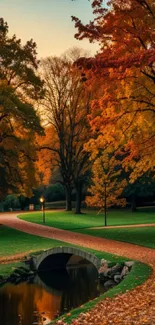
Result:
[19, 207, 155, 229]
[74, 226, 155, 249]
[0, 226, 65, 258]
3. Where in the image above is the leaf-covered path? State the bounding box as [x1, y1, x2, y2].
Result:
[0, 212, 155, 325]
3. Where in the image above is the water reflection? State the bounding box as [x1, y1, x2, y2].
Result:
[0, 261, 102, 325]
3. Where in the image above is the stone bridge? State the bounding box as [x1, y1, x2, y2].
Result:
[31, 246, 101, 272]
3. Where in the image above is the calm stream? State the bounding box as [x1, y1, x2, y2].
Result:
[0, 262, 104, 325]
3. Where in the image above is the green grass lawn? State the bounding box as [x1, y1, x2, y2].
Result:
[19, 207, 155, 230]
[0, 226, 66, 258]
[74, 226, 155, 249]
[18, 208, 155, 249]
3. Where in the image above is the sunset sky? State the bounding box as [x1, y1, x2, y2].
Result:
[1, 0, 99, 58]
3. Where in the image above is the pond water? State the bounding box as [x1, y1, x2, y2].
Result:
[0, 262, 104, 325]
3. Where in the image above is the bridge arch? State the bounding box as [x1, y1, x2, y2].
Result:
[32, 246, 101, 272]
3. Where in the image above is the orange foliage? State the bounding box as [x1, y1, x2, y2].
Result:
[35, 126, 58, 185]
[72, 0, 155, 182]
[86, 152, 126, 209]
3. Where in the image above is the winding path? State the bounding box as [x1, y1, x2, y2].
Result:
[0, 212, 155, 325]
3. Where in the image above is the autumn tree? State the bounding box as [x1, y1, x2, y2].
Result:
[0, 18, 44, 197]
[86, 151, 126, 225]
[73, 0, 155, 73]
[39, 50, 93, 213]
[71, 0, 155, 183]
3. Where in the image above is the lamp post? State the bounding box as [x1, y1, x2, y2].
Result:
[104, 182, 107, 227]
[40, 196, 45, 224]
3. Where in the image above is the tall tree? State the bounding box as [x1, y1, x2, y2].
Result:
[39, 51, 92, 213]
[0, 18, 44, 197]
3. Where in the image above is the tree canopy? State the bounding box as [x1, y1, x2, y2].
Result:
[68, 0, 155, 210]
[0, 18, 44, 197]
[72, 0, 155, 180]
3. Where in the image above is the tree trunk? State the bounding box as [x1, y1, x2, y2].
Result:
[104, 182, 107, 226]
[75, 183, 82, 214]
[131, 195, 137, 212]
[65, 186, 72, 211]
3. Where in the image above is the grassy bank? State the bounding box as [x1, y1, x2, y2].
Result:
[0, 226, 65, 258]
[73, 226, 155, 249]
[55, 261, 152, 324]
[0, 225, 66, 276]
[19, 207, 155, 230]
